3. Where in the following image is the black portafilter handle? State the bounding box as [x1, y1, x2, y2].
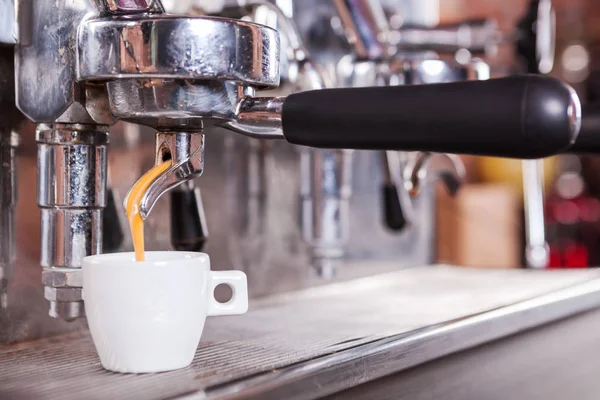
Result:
[170, 185, 208, 252]
[281, 75, 580, 159]
[102, 188, 124, 253]
[566, 104, 600, 154]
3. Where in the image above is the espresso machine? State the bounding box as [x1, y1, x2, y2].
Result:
[5, 1, 600, 399]
[0, 0, 577, 323]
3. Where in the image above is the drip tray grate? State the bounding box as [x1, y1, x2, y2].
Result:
[2, 266, 600, 400]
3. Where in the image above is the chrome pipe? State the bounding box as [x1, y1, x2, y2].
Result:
[138, 132, 205, 219]
[301, 149, 353, 278]
[390, 20, 500, 56]
[239, 0, 353, 275]
[37, 124, 108, 320]
[224, 96, 285, 139]
[0, 131, 17, 308]
[522, 159, 550, 269]
[332, 0, 393, 61]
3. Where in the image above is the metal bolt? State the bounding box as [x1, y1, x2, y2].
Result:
[313, 257, 337, 280]
[44, 287, 83, 302]
[49, 301, 85, 321]
[42, 268, 83, 288]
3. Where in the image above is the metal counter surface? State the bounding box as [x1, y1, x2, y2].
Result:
[2, 265, 600, 399]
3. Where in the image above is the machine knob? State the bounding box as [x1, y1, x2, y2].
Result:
[102, 188, 124, 253]
[281, 75, 580, 159]
[382, 184, 409, 231]
[380, 151, 414, 232]
[170, 184, 208, 252]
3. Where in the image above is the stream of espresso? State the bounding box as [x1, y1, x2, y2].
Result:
[125, 161, 172, 261]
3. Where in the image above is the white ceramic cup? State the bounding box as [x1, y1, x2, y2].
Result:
[82, 251, 248, 373]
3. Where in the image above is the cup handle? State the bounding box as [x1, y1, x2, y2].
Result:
[207, 270, 249, 316]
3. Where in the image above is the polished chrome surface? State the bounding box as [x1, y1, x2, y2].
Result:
[222, 95, 285, 138]
[79, 15, 280, 87]
[332, 0, 393, 61]
[14, 0, 111, 124]
[238, 0, 294, 85]
[107, 79, 237, 129]
[522, 159, 550, 269]
[238, 0, 328, 92]
[0, 132, 18, 309]
[301, 149, 353, 278]
[17, 0, 282, 132]
[257, 1, 351, 276]
[240, 0, 302, 53]
[138, 132, 205, 219]
[37, 127, 109, 208]
[39, 207, 103, 271]
[106, 79, 285, 138]
[0, 0, 17, 44]
[390, 19, 500, 56]
[0, 46, 20, 310]
[15, 0, 113, 320]
[405, 152, 465, 197]
[37, 125, 108, 320]
[2, 266, 600, 399]
[94, 0, 164, 14]
[391, 57, 491, 84]
[237, 0, 349, 276]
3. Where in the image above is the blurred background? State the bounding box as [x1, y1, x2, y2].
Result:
[434, 0, 600, 269]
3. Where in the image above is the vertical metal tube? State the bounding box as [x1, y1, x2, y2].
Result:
[242, 0, 353, 276]
[0, 131, 18, 308]
[333, 0, 393, 61]
[37, 124, 108, 319]
[522, 159, 549, 269]
[301, 149, 353, 278]
[245, 140, 268, 236]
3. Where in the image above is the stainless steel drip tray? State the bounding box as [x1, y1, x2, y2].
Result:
[3, 265, 600, 400]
